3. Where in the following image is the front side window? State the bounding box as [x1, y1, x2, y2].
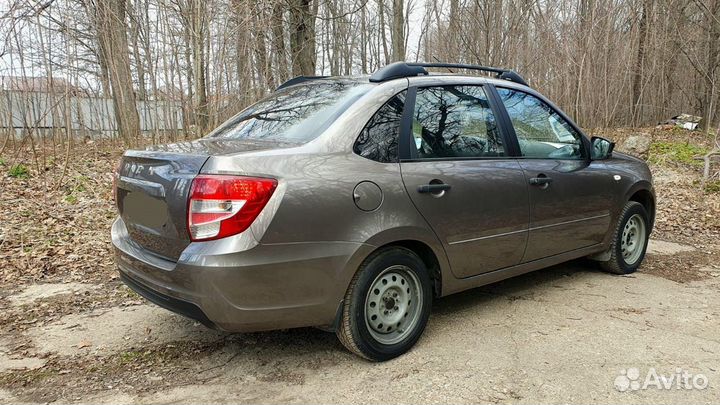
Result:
[411, 86, 504, 159]
[353, 91, 406, 163]
[497, 88, 584, 159]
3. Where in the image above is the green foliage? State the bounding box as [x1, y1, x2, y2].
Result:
[0, 157, 6, 166]
[75, 175, 89, 192]
[118, 350, 151, 364]
[8, 164, 29, 178]
[0, 368, 53, 386]
[705, 180, 720, 194]
[648, 142, 709, 167]
[669, 126, 689, 136]
[123, 288, 139, 299]
[63, 175, 90, 204]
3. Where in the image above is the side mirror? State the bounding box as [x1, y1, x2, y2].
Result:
[591, 136, 615, 160]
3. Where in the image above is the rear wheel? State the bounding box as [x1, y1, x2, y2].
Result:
[598, 201, 650, 274]
[336, 247, 432, 361]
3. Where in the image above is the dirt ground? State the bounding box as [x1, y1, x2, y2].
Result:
[1, 128, 719, 404]
[1, 242, 719, 404]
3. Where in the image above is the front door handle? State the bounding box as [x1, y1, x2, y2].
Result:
[417, 183, 452, 193]
[529, 176, 553, 186]
[530, 177, 552, 186]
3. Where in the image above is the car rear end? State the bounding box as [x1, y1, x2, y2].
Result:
[111, 78, 381, 331]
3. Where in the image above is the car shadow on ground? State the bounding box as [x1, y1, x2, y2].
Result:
[157, 259, 600, 361]
[432, 259, 596, 315]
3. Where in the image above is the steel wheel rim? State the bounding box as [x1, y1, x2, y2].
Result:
[364, 265, 423, 345]
[621, 214, 646, 265]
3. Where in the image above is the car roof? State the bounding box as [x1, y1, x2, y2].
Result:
[276, 62, 530, 91]
[277, 74, 530, 93]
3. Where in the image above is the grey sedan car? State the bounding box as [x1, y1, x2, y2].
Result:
[112, 62, 655, 361]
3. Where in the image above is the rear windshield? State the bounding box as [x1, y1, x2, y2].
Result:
[206, 79, 374, 144]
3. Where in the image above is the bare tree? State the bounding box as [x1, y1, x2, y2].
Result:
[290, 0, 317, 75]
[83, 0, 141, 144]
[2, 0, 720, 148]
[391, 0, 405, 61]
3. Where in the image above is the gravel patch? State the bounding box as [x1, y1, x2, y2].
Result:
[646, 239, 696, 255]
[27, 305, 226, 356]
[9, 283, 99, 307]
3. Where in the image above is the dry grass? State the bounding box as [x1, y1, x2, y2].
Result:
[0, 141, 122, 287]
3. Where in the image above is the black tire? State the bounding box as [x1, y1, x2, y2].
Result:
[336, 247, 433, 361]
[598, 201, 650, 274]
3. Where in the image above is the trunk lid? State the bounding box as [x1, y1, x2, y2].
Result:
[116, 139, 292, 260]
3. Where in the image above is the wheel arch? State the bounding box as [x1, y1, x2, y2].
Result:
[344, 228, 450, 295]
[625, 181, 656, 231]
[328, 232, 449, 332]
[380, 240, 444, 298]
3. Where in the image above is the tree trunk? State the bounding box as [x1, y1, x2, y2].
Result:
[231, 0, 250, 100]
[191, 0, 209, 131]
[289, 0, 316, 76]
[633, 0, 652, 126]
[703, 0, 719, 130]
[377, 0, 389, 64]
[253, 9, 273, 90]
[360, 5, 367, 72]
[448, 0, 459, 61]
[272, 2, 289, 81]
[391, 0, 405, 61]
[87, 0, 141, 145]
[129, 5, 146, 101]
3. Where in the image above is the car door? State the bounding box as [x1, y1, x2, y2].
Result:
[399, 84, 530, 279]
[493, 86, 614, 262]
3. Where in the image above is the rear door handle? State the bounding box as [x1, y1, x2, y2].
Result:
[417, 184, 452, 193]
[529, 177, 553, 186]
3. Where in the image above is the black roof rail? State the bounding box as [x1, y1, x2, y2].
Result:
[369, 63, 428, 82]
[369, 62, 529, 87]
[276, 75, 329, 91]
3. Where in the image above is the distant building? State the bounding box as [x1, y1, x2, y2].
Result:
[0, 75, 184, 138]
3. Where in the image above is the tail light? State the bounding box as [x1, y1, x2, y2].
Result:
[188, 175, 278, 241]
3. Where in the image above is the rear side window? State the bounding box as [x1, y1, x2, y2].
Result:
[411, 86, 504, 159]
[497, 88, 584, 159]
[353, 91, 406, 163]
[207, 80, 374, 144]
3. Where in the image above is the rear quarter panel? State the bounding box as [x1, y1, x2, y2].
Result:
[199, 79, 450, 310]
[199, 79, 432, 247]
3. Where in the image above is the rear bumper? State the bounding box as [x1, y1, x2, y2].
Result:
[112, 217, 374, 332]
[120, 271, 217, 329]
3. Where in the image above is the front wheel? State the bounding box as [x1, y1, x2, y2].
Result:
[598, 201, 650, 274]
[336, 247, 432, 361]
